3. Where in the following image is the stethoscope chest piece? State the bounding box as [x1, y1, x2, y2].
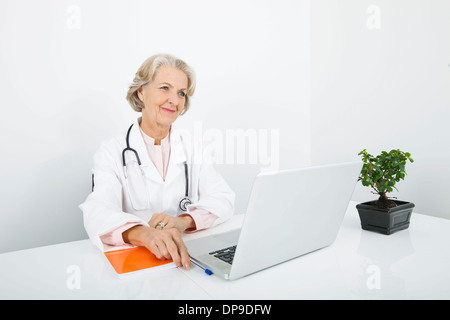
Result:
[179, 197, 192, 212]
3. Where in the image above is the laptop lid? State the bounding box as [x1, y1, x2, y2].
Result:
[228, 162, 361, 280]
[187, 162, 361, 280]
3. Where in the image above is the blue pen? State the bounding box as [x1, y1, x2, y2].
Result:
[189, 258, 213, 275]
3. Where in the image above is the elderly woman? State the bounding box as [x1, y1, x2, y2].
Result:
[80, 54, 235, 269]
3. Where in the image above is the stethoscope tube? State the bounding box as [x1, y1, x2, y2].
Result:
[122, 124, 141, 166]
[183, 159, 189, 198]
[179, 161, 191, 211]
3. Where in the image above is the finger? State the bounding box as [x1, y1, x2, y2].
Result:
[163, 216, 174, 228]
[155, 222, 166, 230]
[170, 229, 190, 269]
[147, 240, 163, 260]
[165, 238, 182, 267]
[154, 236, 171, 260]
[157, 217, 171, 230]
[162, 216, 176, 229]
[151, 213, 173, 229]
[149, 213, 164, 228]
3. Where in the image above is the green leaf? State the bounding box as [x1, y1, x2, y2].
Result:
[357, 148, 413, 195]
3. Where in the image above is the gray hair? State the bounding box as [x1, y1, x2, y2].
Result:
[126, 53, 196, 114]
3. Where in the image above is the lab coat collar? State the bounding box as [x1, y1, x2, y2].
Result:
[140, 127, 170, 148]
[128, 117, 187, 184]
[169, 125, 188, 164]
[165, 124, 188, 184]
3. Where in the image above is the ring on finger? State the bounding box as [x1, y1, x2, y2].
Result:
[157, 222, 166, 229]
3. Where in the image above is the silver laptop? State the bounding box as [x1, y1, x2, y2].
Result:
[186, 162, 362, 280]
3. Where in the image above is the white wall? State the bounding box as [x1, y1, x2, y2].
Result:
[5, 0, 447, 254]
[311, 0, 450, 219]
[0, 0, 310, 253]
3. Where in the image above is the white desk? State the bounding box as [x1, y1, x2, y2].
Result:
[1, 201, 450, 300]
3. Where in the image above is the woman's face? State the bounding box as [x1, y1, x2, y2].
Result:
[138, 65, 188, 129]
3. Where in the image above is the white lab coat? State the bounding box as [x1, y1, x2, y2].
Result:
[80, 118, 235, 251]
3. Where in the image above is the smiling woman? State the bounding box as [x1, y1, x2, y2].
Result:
[80, 53, 235, 269]
[126, 54, 196, 145]
[138, 66, 189, 144]
[126, 54, 196, 115]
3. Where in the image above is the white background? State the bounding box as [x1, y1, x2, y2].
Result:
[1, 0, 449, 254]
[0, 0, 310, 253]
[311, 0, 450, 220]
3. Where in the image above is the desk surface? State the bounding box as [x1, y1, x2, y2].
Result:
[1, 202, 450, 300]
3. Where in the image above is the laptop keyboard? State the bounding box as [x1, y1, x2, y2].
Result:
[209, 245, 237, 264]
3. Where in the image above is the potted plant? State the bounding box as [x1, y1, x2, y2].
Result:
[356, 149, 415, 235]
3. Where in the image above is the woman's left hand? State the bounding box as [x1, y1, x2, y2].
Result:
[149, 213, 196, 232]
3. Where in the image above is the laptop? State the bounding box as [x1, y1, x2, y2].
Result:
[186, 162, 362, 280]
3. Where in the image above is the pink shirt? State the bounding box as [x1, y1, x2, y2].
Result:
[100, 127, 218, 247]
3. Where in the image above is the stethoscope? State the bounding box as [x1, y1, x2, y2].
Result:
[122, 124, 192, 212]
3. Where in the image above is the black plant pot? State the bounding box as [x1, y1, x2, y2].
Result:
[356, 200, 415, 235]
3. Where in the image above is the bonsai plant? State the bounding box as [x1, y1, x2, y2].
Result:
[356, 149, 415, 235]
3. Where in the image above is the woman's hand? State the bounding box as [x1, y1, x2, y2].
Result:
[122, 225, 190, 268]
[148, 213, 196, 232]
[122, 213, 196, 268]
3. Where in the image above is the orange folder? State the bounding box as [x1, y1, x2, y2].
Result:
[104, 246, 175, 277]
